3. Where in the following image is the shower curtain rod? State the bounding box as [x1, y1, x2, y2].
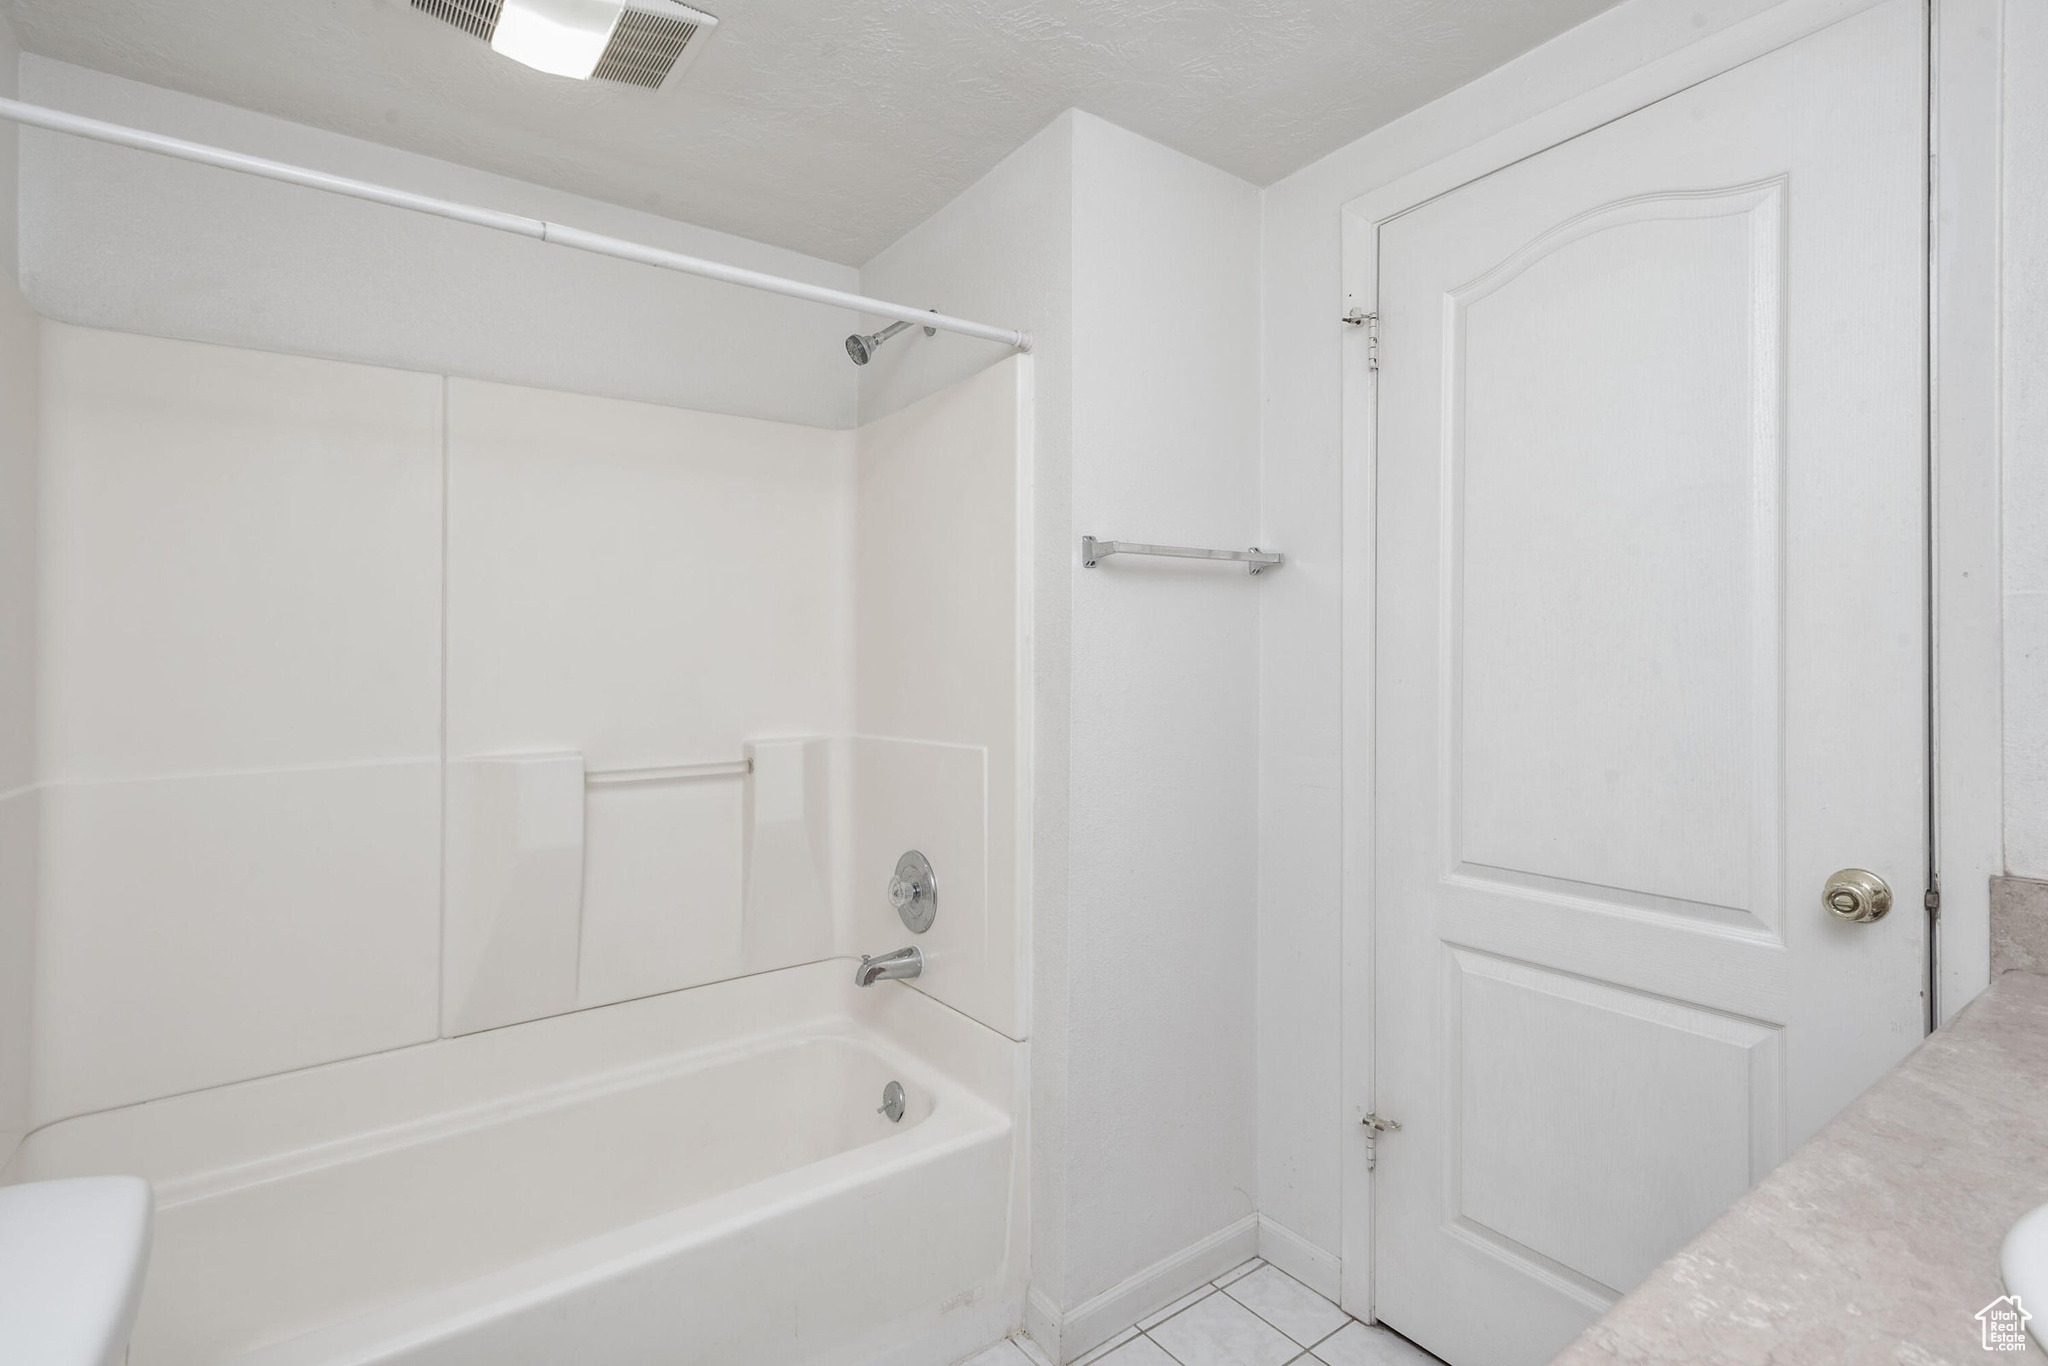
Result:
[0, 96, 1033, 354]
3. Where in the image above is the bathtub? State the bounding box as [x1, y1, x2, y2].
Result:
[5, 961, 1023, 1366]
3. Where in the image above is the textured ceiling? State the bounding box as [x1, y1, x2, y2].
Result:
[0, 0, 1621, 264]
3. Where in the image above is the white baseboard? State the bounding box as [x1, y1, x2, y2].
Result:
[1256, 1216, 1342, 1302]
[1029, 1214, 1261, 1363]
[1024, 1287, 1064, 1364]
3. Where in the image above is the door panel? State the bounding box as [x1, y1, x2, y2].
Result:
[1451, 185, 1781, 926]
[1369, 4, 1927, 1362]
[1447, 947, 1781, 1297]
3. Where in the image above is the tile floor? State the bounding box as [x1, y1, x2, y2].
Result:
[959, 1260, 1443, 1366]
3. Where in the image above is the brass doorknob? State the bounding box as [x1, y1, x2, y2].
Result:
[1823, 868, 1892, 923]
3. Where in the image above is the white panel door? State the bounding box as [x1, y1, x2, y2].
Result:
[1369, 4, 1927, 1362]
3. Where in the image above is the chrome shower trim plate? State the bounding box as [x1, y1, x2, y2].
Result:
[889, 850, 937, 933]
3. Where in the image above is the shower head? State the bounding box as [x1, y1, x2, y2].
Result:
[844, 322, 904, 366]
[845, 313, 939, 365]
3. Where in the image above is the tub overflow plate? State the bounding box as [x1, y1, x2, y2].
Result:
[878, 1081, 906, 1123]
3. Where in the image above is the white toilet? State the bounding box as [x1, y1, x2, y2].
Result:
[0, 1177, 153, 1366]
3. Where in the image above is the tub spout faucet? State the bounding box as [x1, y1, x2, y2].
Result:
[854, 946, 923, 987]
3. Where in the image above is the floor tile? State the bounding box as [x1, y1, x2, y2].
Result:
[1147, 1289, 1301, 1366]
[1139, 1285, 1216, 1330]
[1222, 1266, 1350, 1346]
[956, 1342, 1035, 1366]
[1096, 1337, 1180, 1366]
[1214, 1258, 1266, 1289]
[1013, 1338, 1059, 1366]
[1073, 1328, 1141, 1366]
[1310, 1322, 1446, 1366]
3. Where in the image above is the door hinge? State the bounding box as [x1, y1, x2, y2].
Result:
[1925, 886, 1941, 918]
[1342, 308, 1380, 371]
[1361, 1112, 1400, 1171]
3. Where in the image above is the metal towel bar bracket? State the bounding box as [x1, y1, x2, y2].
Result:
[1080, 536, 1284, 575]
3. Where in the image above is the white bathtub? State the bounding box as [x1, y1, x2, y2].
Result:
[6, 962, 1023, 1366]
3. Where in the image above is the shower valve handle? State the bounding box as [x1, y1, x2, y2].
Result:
[888, 850, 936, 933]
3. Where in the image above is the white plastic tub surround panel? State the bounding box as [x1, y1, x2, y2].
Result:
[32, 327, 444, 1119]
[37, 326, 443, 780]
[855, 358, 1024, 752]
[30, 763, 440, 1123]
[854, 357, 1026, 1039]
[443, 754, 586, 1037]
[445, 378, 856, 1014]
[578, 777, 747, 1007]
[443, 377, 855, 779]
[741, 737, 844, 973]
[845, 737, 991, 1023]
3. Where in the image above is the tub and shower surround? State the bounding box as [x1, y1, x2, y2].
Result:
[10, 964, 1020, 1366]
[13, 319, 1033, 1365]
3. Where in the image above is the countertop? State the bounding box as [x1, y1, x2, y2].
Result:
[1553, 970, 2048, 1364]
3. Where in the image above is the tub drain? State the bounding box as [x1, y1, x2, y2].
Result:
[877, 1080, 906, 1123]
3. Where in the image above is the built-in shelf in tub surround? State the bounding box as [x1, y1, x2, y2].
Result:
[1552, 970, 2048, 1364]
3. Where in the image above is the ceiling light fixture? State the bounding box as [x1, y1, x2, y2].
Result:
[491, 0, 627, 80]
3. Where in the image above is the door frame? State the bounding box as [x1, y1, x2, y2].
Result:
[1334, 0, 2005, 1320]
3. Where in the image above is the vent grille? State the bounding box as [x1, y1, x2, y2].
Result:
[413, 0, 502, 42]
[591, 9, 701, 89]
[410, 0, 712, 88]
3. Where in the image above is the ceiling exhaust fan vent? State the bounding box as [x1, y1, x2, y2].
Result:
[410, 0, 718, 88]
[414, 0, 501, 42]
[592, 8, 706, 88]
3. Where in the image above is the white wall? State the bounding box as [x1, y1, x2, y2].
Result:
[2002, 0, 2048, 878]
[859, 109, 1262, 1342]
[0, 11, 39, 1163]
[17, 58, 861, 430]
[1252, 0, 2048, 1273]
[1251, 0, 1836, 1269]
[857, 120, 1074, 433]
[1063, 113, 1261, 1309]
